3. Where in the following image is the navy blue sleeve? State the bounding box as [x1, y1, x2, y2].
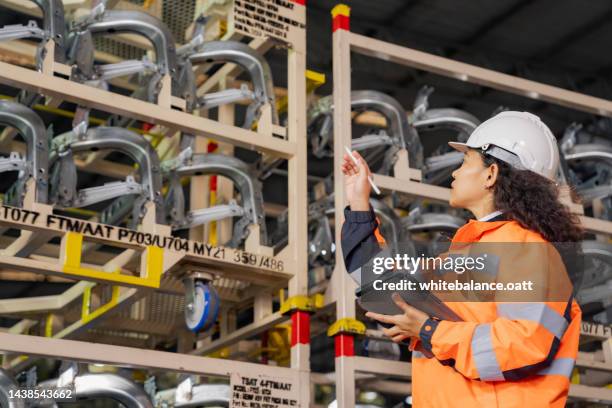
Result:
[341, 205, 383, 272]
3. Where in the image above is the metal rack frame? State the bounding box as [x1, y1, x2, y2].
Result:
[327, 4, 612, 407]
[0, 1, 311, 405]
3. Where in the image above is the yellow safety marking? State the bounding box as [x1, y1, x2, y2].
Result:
[209, 189, 218, 246]
[207, 347, 230, 359]
[81, 284, 120, 325]
[268, 324, 291, 366]
[306, 70, 326, 89]
[62, 232, 163, 288]
[279, 293, 323, 315]
[276, 69, 326, 114]
[570, 367, 580, 384]
[44, 314, 54, 338]
[327, 317, 366, 337]
[63, 231, 83, 269]
[220, 19, 228, 38]
[331, 4, 351, 18]
[145, 245, 164, 283]
[279, 289, 285, 306]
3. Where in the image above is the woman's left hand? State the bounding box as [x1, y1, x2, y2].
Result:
[365, 293, 430, 343]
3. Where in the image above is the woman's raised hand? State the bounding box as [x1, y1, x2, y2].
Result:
[341, 150, 371, 211]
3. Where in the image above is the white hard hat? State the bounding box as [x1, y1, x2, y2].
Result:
[448, 111, 560, 181]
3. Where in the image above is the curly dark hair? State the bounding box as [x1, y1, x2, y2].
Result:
[480, 153, 584, 242]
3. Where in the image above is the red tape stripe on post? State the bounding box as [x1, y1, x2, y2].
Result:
[208, 141, 218, 192]
[291, 310, 310, 346]
[334, 333, 355, 357]
[332, 14, 349, 32]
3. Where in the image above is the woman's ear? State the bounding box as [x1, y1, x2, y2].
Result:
[486, 163, 499, 189]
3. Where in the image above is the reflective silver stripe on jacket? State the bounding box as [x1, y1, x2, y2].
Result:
[497, 303, 568, 339]
[537, 358, 575, 378]
[472, 323, 504, 381]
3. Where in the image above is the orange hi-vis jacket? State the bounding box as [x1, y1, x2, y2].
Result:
[340, 207, 581, 408]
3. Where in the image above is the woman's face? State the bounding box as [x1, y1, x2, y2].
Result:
[450, 149, 494, 209]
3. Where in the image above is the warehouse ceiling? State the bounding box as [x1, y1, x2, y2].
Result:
[303, 0, 612, 136]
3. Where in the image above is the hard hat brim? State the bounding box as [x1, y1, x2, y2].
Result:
[448, 141, 470, 153]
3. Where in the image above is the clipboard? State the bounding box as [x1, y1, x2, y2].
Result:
[356, 269, 464, 322]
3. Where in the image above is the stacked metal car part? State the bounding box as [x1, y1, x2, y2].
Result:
[0, 0, 279, 341]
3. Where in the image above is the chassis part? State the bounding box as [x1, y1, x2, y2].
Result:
[40, 373, 153, 408]
[0, 100, 49, 205]
[189, 41, 278, 127]
[412, 85, 480, 142]
[306, 194, 415, 270]
[308, 90, 423, 173]
[0, 369, 25, 408]
[49, 127, 164, 226]
[412, 85, 481, 184]
[561, 124, 612, 219]
[68, 9, 177, 104]
[163, 151, 267, 248]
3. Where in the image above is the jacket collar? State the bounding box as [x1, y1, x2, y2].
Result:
[452, 215, 510, 243]
[478, 210, 505, 222]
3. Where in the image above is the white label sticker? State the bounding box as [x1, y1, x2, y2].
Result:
[230, 372, 298, 407]
[232, 0, 306, 45]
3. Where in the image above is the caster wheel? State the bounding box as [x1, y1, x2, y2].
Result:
[185, 282, 220, 332]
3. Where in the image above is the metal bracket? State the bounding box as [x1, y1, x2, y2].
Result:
[50, 126, 164, 226]
[186, 200, 245, 229]
[0, 369, 23, 408]
[412, 107, 480, 143]
[0, 100, 49, 206]
[198, 83, 256, 110]
[308, 90, 423, 173]
[0, 21, 46, 42]
[0, 0, 66, 65]
[0, 152, 27, 173]
[94, 57, 159, 82]
[68, 9, 177, 104]
[75, 176, 143, 208]
[163, 153, 267, 248]
[73, 9, 176, 75]
[189, 41, 278, 127]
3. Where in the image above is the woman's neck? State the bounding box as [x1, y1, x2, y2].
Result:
[470, 202, 497, 220]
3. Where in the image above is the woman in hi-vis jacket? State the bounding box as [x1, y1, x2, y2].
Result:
[341, 111, 582, 407]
